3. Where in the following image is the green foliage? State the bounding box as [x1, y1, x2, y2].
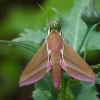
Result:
[13, 29, 47, 44]
[33, 89, 51, 100]
[32, 73, 58, 100]
[96, 72, 100, 84]
[0, 40, 38, 52]
[58, 78, 76, 100]
[74, 83, 98, 100]
[55, 0, 100, 53]
[0, 0, 100, 100]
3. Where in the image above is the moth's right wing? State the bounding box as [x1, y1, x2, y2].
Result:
[19, 42, 48, 87]
[62, 40, 96, 82]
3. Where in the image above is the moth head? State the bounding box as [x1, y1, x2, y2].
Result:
[48, 20, 61, 34]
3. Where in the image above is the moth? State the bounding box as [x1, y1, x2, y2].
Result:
[19, 20, 96, 90]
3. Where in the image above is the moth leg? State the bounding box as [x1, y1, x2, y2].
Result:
[46, 48, 52, 72]
[60, 49, 66, 71]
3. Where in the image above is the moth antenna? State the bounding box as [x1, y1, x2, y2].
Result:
[37, 3, 49, 27]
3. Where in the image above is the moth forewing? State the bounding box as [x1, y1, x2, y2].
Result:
[62, 40, 96, 82]
[19, 42, 48, 87]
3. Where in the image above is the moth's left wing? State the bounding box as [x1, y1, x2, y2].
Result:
[19, 42, 48, 87]
[62, 40, 96, 82]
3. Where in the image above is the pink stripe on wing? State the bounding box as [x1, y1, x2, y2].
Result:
[19, 74, 45, 87]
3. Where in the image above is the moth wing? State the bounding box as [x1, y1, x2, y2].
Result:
[19, 42, 48, 87]
[63, 40, 96, 82]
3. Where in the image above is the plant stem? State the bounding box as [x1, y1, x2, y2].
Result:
[77, 25, 92, 54]
[84, 37, 90, 60]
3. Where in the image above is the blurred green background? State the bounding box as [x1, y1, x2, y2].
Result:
[0, 0, 100, 100]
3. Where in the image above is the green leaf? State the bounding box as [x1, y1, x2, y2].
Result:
[13, 29, 47, 43]
[33, 89, 51, 100]
[96, 71, 100, 84]
[73, 83, 99, 100]
[58, 77, 78, 100]
[0, 40, 38, 52]
[65, 79, 78, 100]
[58, 79, 75, 100]
[32, 73, 58, 100]
[57, 79, 67, 100]
[80, 25, 100, 53]
[59, 0, 90, 51]
[84, 27, 100, 51]
[91, 64, 100, 69]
